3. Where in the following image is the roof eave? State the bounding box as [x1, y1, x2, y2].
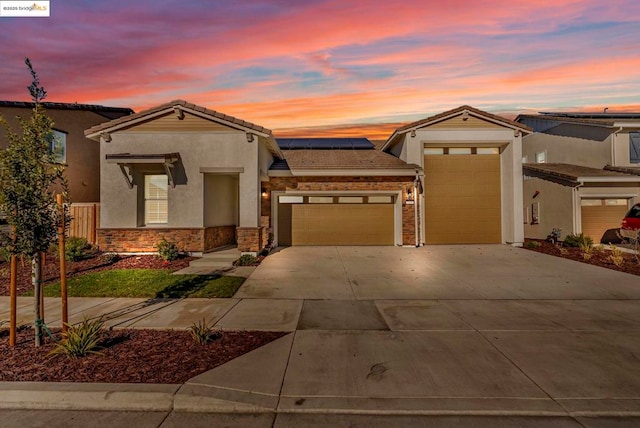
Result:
[288, 168, 420, 177]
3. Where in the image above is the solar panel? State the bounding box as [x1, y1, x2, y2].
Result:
[276, 138, 375, 150]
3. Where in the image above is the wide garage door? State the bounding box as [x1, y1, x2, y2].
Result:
[424, 150, 501, 244]
[278, 196, 394, 246]
[581, 199, 628, 242]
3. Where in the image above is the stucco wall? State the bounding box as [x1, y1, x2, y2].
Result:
[204, 174, 238, 227]
[523, 178, 574, 240]
[410, 126, 524, 245]
[612, 132, 635, 167]
[100, 130, 259, 229]
[522, 133, 611, 168]
[0, 107, 128, 202]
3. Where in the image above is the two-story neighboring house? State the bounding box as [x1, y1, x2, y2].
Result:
[516, 112, 640, 242]
[0, 101, 133, 203]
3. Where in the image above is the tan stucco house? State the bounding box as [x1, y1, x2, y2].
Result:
[517, 112, 640, 242]
[86, 101, 531, 254]
[381, 106, 531, 245]
[0, 101, 133, 202]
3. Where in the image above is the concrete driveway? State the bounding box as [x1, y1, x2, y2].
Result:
[236, 245, 640, 300]
[217, 245, 640, 422]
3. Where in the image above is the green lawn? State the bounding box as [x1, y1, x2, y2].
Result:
[34, 269, 245, 298]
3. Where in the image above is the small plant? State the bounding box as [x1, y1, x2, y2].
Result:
[581, 245, 594, 260]
[558, 246, 569, 255]
[50, 317, 105, 359]
[608, 244, 625, 268]
[156, 238, 179, 262]
[0, 246, 10, 263]
[525, 241, 541, 249]
[235, 254, 258, 266]
[99, 252, 121, 264]
[188, 318, 220, 345]
[53, 237, 98, 262]
[563, 233, 593, 248]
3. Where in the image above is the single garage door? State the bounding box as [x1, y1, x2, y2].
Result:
[278, 195, 395, 246]
[581, 199, 628, 242]
[424, 150, 501, 244]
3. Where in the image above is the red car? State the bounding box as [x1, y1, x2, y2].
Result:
[621, 203, 640, 240]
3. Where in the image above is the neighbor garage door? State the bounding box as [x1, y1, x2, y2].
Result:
[278, 195, 395, 246]
[424, 150, 501, 244]
[581, 199, 628, 242]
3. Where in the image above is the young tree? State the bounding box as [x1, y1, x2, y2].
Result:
[0, 58, 69, 346]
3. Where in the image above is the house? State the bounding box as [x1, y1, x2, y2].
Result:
[517, 112, 640, 242]
[381, 105, 531, 245]
[86, 101, 531, 254]
[0, 101, 133, 203]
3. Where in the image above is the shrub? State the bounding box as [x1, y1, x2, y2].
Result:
[525, 241, 541, 249]
[608, 244, 625, 268]
[156, 238, 179, 261]
[50, 317, 105, 359]
[235, 254, 258, 266]
[188, 318, 220, 345]
[99, 252, 121, 264]
[563, 233, 593, 248]
[60, 237, 98, 262]
[0, 246, 10, 263]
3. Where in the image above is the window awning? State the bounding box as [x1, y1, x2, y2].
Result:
[106, 152, 180, 189]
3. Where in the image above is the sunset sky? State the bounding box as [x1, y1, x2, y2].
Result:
[1, 0, 639, 138]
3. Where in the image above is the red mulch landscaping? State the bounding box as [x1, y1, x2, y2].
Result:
[0, 254, 196, 296]
[0, 327, 285, 383]
[523, 239, 640, 276]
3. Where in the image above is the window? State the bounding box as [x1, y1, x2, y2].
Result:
[477, 147, 500, 155]
[49, 129, 66, 163]
[144, 175, 168, 224]
[338, 196, 363, 203]
[424, 148, 444, 155]
[448, 147, 472, 155]
[535, 151, 546, 164]
[279, 196, 303, 203]
[630, 132, 640, 164]
[308, 196, 333, 203]
[368, 196, 393, 203]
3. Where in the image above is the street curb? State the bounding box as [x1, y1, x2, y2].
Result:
[0, 382, 180, 411]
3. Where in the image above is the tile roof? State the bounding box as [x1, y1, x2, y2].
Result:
[282, 149, 418, 171]
[523, 163, 640, 186]
[604, 165, 640, 176]
[84, 99, 272, 137]
[395, 105, 532, 134]
[516, 114, 619, 127]
[0, 100, 133, 119]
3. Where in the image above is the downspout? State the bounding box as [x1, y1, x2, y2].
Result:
[413, 172, 419, 247]
[573, 182, 584, 235]
[612, 127, 623, 165]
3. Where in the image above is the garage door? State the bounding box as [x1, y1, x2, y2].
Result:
[424, 151, 501, 244]
[581, 199, 628, 242]
[278, 196, 395, 246]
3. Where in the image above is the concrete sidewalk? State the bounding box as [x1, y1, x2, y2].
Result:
[1, 245, 640, 426]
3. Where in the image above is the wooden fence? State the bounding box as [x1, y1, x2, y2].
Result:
[68, 203, 100, 244]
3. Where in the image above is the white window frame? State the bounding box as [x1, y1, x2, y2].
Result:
[144, 174, 168, 225]
[535, 151, 546, 164]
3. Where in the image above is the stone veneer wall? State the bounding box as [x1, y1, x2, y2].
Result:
[236, 227, 265, 253]
[264, 176, 417, 245]
[204, 226, 236, 251]
[97, 226, 236, 253]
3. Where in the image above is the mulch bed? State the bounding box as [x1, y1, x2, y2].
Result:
[523, 239, 640, 276]
[0, 254, 196, 296]
[0, 327, 285, 383]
